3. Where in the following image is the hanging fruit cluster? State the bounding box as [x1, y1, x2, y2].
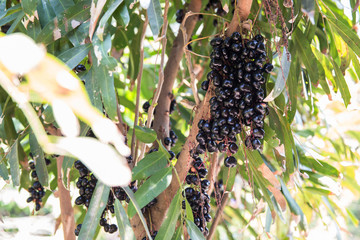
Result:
[200, 32, 271, 154]
[26, 154, 51, 211]
[182, 155, 211, 236]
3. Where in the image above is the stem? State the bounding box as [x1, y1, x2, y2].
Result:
[207, 192, 230, 240]
[206, 152, 220, 195]
[131, 16, 149, 165]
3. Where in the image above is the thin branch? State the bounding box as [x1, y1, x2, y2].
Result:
[207, 152, 220, 195]
[131, 16, 149, 165]
[207, 192, 230, 240]
[137, 0, 170, 162]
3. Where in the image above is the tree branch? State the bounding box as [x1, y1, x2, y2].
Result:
[226, 0, 253, 36]
[152, 0, 202, 145]
[207, 192, 229, 240]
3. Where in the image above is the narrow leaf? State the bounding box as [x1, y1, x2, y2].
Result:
[147, 0, 163, 39]
[132, 151, 168, 180]
[114, 200, 135, 240]
[330, 58, 351, 107]
[171, 226, 183, 240]
[21, 0, 39, 16]
[96, 0, 123, 41]
[78, 182, 110, 240]
[0, 161, 9, 181]
[61, 156, 75, 188]
[29, 132, 49, 187]
[155, 190, 181, 240]
[134, 126, 157, 143]
[185, 199, 194, 222]
[8, 140, 20, 186]
[185, 219, 206, 240]
[57, 43, 92, 69]
[128, 167, 172, 218]
[293, 28, 319, 84]
[264, 49, 291, 102]
[327, 14, 360, 57]
[122, 186, 152, 240]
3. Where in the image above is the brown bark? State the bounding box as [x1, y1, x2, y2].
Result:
[57, 155, 76, 240]
[226, 0, 254, 36]
[47, 126, 76, 240]
[152, 0, 202, 145]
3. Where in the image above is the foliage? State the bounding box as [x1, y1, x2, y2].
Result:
[0, 0, 360, 239]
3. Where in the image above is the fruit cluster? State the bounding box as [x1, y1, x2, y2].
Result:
[204, 0, 235, 26]
[201, 32, 271, 155]
[175, 9, 185, 23]
[182, 156, 211, 236]
[26, 155, 51, 211]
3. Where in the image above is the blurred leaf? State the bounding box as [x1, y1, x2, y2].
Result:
[50, 0, 75, 16]
[21, 0, 39, 16]
[114, 199, 136, 240]
[36, 0, 91, 45]
[132, 151, 168, 180]
[0, 161, 9, 181]
[58, 43, 91, 69]
[122, 186, 152, 239]
[301, 0, 315, 24]
[264, 49, 291, 102]
[140, 0, 150, 9]
[96, 0, 123, 41]
[29, 132, 49, 187]
[301, 157, 339, 178]
[330, 58, 351, 107]
[185, 198, 194, 222]
[155, 190, 181, 240]
[61, 156, 75, 188]
[134, 126, 157, 143]
[171, 226, 182, 240]
[8, 139, 20, 187]
[222, 166, 237, 192]
[185, 219, 206, 240]
[147, 0, 163, 39]
[78, 182, 110, 240]
[37, 0, 56, 26]
[128, 167, 172, 218]
[293, 28, 319, 84]
[305, 186, 331, 196]
[327, 14, 360, 57]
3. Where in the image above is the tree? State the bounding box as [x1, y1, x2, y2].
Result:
[0, 0, 359, 239]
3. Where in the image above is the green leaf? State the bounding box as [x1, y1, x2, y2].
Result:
[50, 0, 75, 16]
[36, 0, 91, 45]
[26, 18, 42, 40]
[37, 0, 56, 26]
[128, 167, 172, 218]
[222, 166, 237, 192]
[0, 161, 9, 181]
[114, 200, 135, 240]
[8, 139, 20, 187]
[134, 125, 157, 143]
[171, 226, 183, 240]
[132, 151, 168, 180]
[122, 186, 152, 240]
[67, 21, 90, 47]
[185, 198, 194, 222]
[293, 28, 319, 84]
[301, 157, 339, 178]
[147, 0, 163, 39]
[264, 48, 291, 102]
[29, 132, 49, 187]
[155, 190, 181, 240]
[84, 67, 103, 111]
[61, 156, 75, 188]
[57, 43, 92, 69]
[96, 0, 123, 41]
[21, 0, 39, 16]
[330, 58, 351, 107]
[78, 182, 110, 240]
[326, 14, 360, 57]
[185, 219, 206, 240]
